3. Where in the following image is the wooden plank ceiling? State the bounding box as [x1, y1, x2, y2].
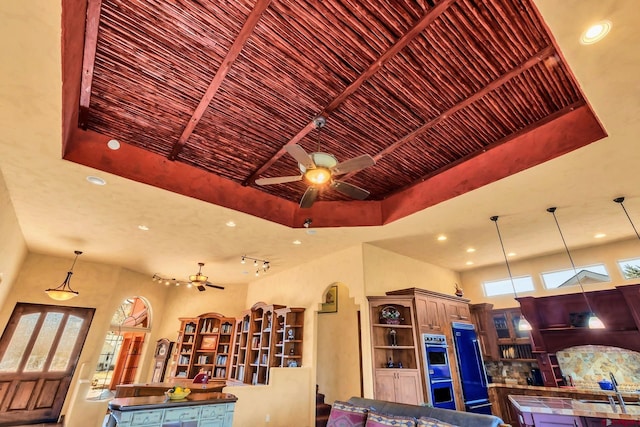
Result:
[61, 0, 606, 228]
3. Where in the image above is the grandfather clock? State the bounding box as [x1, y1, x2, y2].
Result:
[151, 338, 173, 383]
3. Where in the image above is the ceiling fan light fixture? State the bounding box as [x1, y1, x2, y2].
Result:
[189, 262, 208, 283]
[304, 167, 331, 185]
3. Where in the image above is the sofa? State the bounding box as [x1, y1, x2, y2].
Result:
[325, 397, 509, 427]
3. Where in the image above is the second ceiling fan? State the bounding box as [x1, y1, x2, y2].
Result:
[255, 117, 376, 208]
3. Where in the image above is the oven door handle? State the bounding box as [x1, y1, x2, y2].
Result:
[468, 402, 492, 410]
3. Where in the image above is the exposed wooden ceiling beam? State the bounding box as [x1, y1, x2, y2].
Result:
[242, 0, 457, 186]
[78, 0, 103, 129]
[168, 0, 273, 160]
[340, 45, 556, 183]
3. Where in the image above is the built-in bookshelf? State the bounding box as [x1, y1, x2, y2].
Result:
[229, 302, 305, 385]
[171, 313, 236, 380]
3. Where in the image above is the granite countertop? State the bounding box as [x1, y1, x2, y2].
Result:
[508, 395, 640, 421]
[108, 391, 237, 411]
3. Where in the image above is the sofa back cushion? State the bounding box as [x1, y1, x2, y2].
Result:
[417, 416, 458, 427]
[365, 411, 416, 427]
[327, 401, 369, 427]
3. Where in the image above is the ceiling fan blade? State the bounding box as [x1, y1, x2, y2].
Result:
[331, 154, 375, 175]
[255, 175, 302, 185]
[299, 186, 319, 208]
[331, 180, 370, 200]
[285, 144, 316, 170]
[205, 282, 225, 290]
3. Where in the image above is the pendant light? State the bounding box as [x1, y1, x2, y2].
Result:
[45, 250, 82, 301]
[613, 197, 640, 240]
[547, 207, 605, 329]
[490, 216, 532, 331]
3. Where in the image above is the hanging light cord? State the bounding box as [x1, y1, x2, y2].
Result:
[614, 197, 640, 240]
[490, 216, 519, 299]
[547, 207, 594, 313]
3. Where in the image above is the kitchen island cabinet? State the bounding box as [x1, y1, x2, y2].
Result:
[107, 392, 237, 427]
[508, 395, 640, 426]
[489, 384, 640, 426]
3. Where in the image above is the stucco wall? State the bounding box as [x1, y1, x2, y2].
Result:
[316, 283, 362, 404]
[0, 172, 27, 313]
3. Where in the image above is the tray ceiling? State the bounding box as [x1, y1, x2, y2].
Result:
[62, 0, 605, 228]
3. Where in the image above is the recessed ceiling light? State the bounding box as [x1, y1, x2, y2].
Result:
[225, 221, 236, 227]
[580, 20, 612, 45]
[86, 176, 106, 186]
[594, 233, 606, 239]
[507, 252, 516, 257]
[437, 235, 447, 241]
[466, 261, 474, 266]
[466, 248, 476, 253]
[138, 225, 149, 231]
[293, 240, 302, 245]
[107, 139, 121, 150]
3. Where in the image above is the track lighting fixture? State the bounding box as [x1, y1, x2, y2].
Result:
[240, 255, 270, 276]
[547, 207, 604, 329]
[46, 250, 83, 301]
[490, 216, 532, 331]
[614, 197, 640, 240]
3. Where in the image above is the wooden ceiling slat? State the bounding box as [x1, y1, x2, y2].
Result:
[486, 0, 536, 58]
[346, 45, 554, 176]
[79, 0, 103, 129]
[242, 0, 456, 186]
[167, 0, 273, 160]
[459, 0, 522, 69]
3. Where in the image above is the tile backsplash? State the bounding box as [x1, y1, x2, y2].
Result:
[485, 360, 537, 385]
[556, 345, 640, 392]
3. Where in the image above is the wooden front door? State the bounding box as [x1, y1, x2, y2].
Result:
[0, 303, 94, 425]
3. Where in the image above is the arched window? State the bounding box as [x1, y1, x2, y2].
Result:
[87, 297, 150, 400]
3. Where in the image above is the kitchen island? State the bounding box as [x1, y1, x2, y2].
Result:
[107, 391, 237, 427]
[488, 383, 640, 425]
[508, 395, 640, 426]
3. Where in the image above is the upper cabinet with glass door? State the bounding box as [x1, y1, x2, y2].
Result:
[492, 308, 534, 361]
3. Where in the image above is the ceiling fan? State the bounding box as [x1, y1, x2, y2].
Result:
[255, 117, 376, 208]
[189, 262, 224, 292]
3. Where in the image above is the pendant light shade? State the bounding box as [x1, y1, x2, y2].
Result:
[490, 216, 532, 331]
[546, 207, 605, 329]
[45, 250, 82, 301]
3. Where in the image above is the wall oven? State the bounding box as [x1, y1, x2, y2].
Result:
[422, 333, 456, 410]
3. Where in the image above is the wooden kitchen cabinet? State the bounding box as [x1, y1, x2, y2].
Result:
[470, 303, 499, 361]
[414, 295, 446, 334]
[444, 299, 470, 322]
[492, 308, 534, 361]
[374, 369, 423, 405]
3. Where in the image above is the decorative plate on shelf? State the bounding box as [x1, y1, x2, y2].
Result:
[380, 306, 402, 324]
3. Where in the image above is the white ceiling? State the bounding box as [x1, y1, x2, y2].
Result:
[1, 0, 639, 287]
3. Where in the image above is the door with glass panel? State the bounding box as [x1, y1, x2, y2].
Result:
[0, 303, 94, 425]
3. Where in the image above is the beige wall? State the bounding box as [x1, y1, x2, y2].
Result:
[316, 283, 362, 404]
[0, 172, 28, 311]
[461, 238, 640, 308]
[362, 244, 461, 296]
